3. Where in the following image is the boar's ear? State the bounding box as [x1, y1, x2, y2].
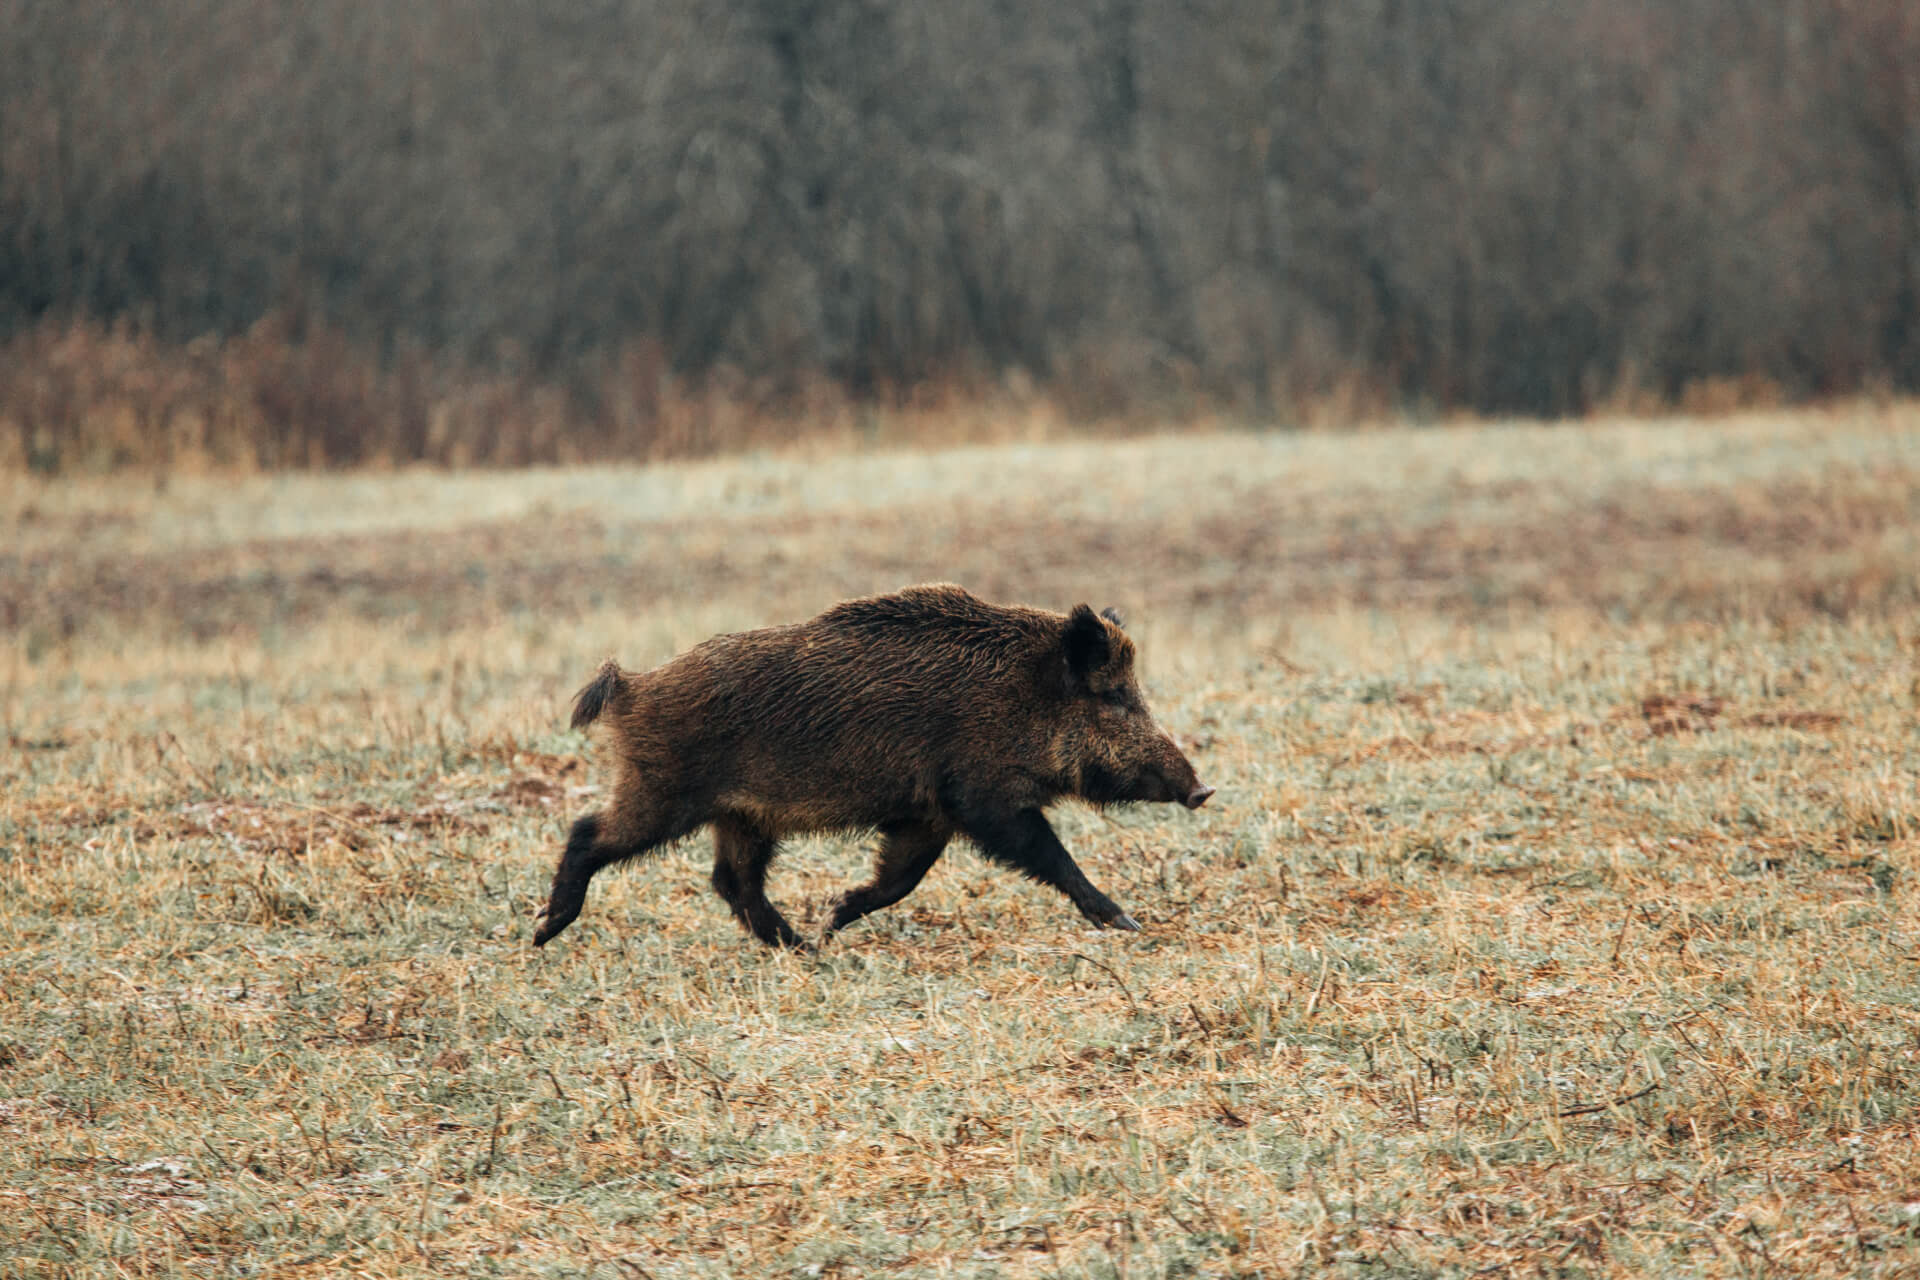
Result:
[1100, 606, 1126, 630]
[1063, 604, 1111, 681]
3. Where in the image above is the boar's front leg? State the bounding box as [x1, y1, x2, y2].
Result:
[960, 806, 1140, 932]
[824, 819, 953, 936]
[711, 816, 808, 949]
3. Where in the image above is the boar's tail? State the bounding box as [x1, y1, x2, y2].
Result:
[570, 660, 624, 730]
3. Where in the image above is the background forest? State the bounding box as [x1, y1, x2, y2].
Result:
[3, 0, 1919, 466]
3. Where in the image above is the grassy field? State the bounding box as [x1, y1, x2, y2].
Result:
[4, 406, 1920, 1277]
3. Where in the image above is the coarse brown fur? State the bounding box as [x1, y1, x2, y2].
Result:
[534, 584, 1213, 949]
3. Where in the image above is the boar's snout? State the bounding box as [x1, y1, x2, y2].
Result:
[1137, 733, 1210, 809]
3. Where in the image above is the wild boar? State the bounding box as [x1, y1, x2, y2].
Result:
[533, 583, 1213, 949]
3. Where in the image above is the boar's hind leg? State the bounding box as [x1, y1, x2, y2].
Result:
[711, 816, 807, 949]
[824, 820, 953, 936]
[962, 807, 1141, 932]
[534, 800, 696, 947]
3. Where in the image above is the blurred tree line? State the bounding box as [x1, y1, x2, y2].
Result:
[2, 0, 1917, 434]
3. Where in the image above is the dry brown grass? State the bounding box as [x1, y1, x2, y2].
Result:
[4, 405, 1920, 1277]
[0, 318, 1111, 475]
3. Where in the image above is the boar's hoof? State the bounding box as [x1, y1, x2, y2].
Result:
[1184, 785, 1216, 809]
[1082, 904, 1141, 931]
[532, 903, 579, 948]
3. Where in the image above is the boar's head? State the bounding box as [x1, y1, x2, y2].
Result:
[1052, 604, 1214, 810]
